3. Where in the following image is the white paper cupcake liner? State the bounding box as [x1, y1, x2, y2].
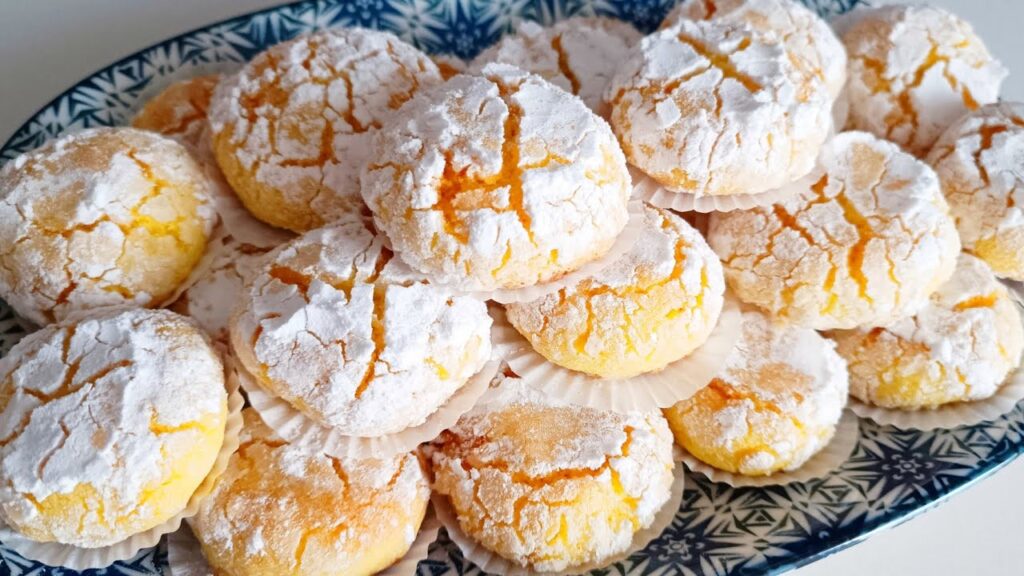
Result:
[168, 507, 441, 576]
[632, 169, 793, 213]
[848, 366, 1024, 430]
[676, 409, 859, 487]
[431, 198, 645, 305]
[432, 462, 686, 576]
[832, 89, 850, 133]
[239, 359, 500, 459]
[0, 361, 245, 571]
[493, 297, 742, 412]
[167, 525, 213, 576]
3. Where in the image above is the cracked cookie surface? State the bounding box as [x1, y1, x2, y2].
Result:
[192, 409, 429, 576]
[469, 16, 640, 116]
[0, 308, 227, 547]
[664, 309, 848, 476]
[429, 371, 674, 572]
[360, 63, 631, 292]
[210, 28, 442, 232]
[132, 75, 221, 153]
[830, 254, 1024, 410]
[0, 127, 217, 326]
[841, 5, 1006, 156]
[661, 0, 847, 100]
[230, 217, 492, 435]
[506, 204, 724, 379]
[607, 18, 831, 198]
[709, 131, 960, 330]
[927, 102, 1024, 280]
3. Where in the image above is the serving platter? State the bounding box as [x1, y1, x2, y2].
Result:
[3, 0, 1024, 575]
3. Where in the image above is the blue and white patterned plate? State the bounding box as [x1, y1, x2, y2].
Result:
[3, 1, 1023, 575]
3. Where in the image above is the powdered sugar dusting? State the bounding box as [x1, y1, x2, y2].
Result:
[665, 310, 848, 475]
[0, 308, 227, 547]
[927, 102, 1024, 280]
[429, 373, 674, 572]
[0, 127, 217, 326]
[607, 18, 832, 198]
[662, 0, 847, 100]
[842, 5, 1006, 156]
[506, 204, 725, 378]
[709, 131, 961, 330]
[209, 28, 442, 232]
[172, 237, 274, 344]
[230, 218, 492, 435]
[360, 63, 631, 291]
[832, 254, 1024, 409]
[192, 409, 429, 575]
[469, 17, 640, 115]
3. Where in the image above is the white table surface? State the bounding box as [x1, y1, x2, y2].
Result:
[1, 1, 1022, 574]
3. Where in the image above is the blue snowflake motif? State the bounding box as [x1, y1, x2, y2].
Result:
[0, 1, 1021, 575]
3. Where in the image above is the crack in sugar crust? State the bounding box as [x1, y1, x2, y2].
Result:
[171, 232, 288, 344]
[428, 377, 674, 572]
[433, 54, 467, 80]
[506, 205, 724, 379]
[209, 28, 442, 233]
[661, 0, 847, 100]
[192, 409, 429, 576]
[664, 310, 848, 476]
[0, 308, 227, 547]
[360, 63, 631, 292]
[607, 18, 831, 198]
[708, 131, 961, 331]
[132, 75, 221, 153]
[830, 254, 1024, 410]
[230, 218, 492, 435]
[927, 103, 1024, 281]
[469, 17, 641, 116]
[0, 127, 217, 326]
[841, 5, 1006, 157]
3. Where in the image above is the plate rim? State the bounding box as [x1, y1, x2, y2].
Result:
[1, 1, 1022, 575]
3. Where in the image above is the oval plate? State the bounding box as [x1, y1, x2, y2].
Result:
[3, 1, 1024, 575]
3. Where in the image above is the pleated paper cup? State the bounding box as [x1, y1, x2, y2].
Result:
[632, 169, 794, 213]
[239, 359, 500, 459]
[493, 297, 742, 412]
[432, 462, 685, 576]
[677, 409, 859, 487]
[0, 361, 245, 571]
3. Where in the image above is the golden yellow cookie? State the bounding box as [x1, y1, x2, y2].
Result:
[132, 75, 220, 151]
[0, 308, 227, 547]
[0, 127, 217, 326]
[361, 63, 631, 291]
[662, 0, 847, 100]
[210, 28, 442, 232]
[192, 409, 429, 576]
[469, 16, 640, 115]
[230, 218, 492, 436]
[830, 254, 1024, 410]
[841, 5, 1006, 156]
[664, 309, 848, 476]
[607, 18, 831, 199]
[927, 102, 1024, 280]
[506, 205, 724, 378]
[709, 131, 960, 330]
[429, 371, 675, 572]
